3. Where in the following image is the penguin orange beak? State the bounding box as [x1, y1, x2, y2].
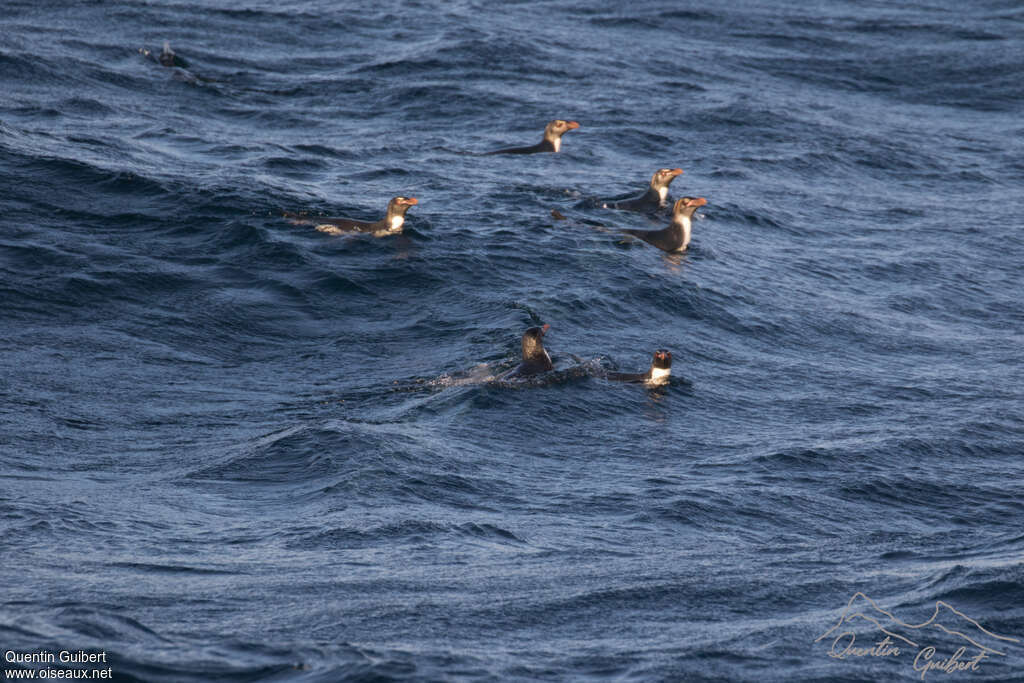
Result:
[541, 324, 550, 334]
[566, 121, 580, 130]
[687, 197, 707, 207]
[405, 198, 418, 205]
[671, 168, 683, 176]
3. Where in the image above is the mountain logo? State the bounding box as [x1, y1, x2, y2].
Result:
[815, 592, 1019, 678]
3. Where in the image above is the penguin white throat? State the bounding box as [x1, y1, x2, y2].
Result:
[657, 186, 669, 204]
[388, 215, 404, 232]
[647, 366, 671, 385]
[550, 137, 561, 153]
[675, 215, 692, 249]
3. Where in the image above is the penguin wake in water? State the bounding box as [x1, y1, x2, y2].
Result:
[500, 325, 554, 380]
[606, 350, 673, 387]
[603, 168, 684, 212]
[486, 119, 580, 155]
[284, 196, 418, 237]
[622, 197, 707, 252]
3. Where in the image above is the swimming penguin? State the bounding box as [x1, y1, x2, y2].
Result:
[284, 197, 418, 236]
[606, 350, 672, 386]
[139, 41, 185, 68]
[486, 120, 580, 155]
[623, 197, 707, 252]
[501, 324, 554, 379]
[604, 168, 684, 211]
[158, 41, 177, 66]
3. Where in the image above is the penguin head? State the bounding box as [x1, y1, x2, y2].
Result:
[387, 196, 418, 216]
[651, 350, 672, 370]
[673, 196, 707, 219]
[521, 324, 550, 362]
[651, 167, 683, 191]
[545, 119, 580, 137]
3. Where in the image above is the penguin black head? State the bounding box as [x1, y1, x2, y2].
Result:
[673, 196, 707, 220]
[543, 120, 580, 151]
[521, 324, 550, 362]
[386, 196, 418, 217]
[651, 168, 684, 191]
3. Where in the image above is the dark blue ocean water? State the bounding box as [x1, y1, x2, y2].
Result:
[2, 1, 1023, 680]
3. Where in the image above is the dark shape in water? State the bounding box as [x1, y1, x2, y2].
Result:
[501, 324, 554, 379]
[140, 41, 188, 68]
